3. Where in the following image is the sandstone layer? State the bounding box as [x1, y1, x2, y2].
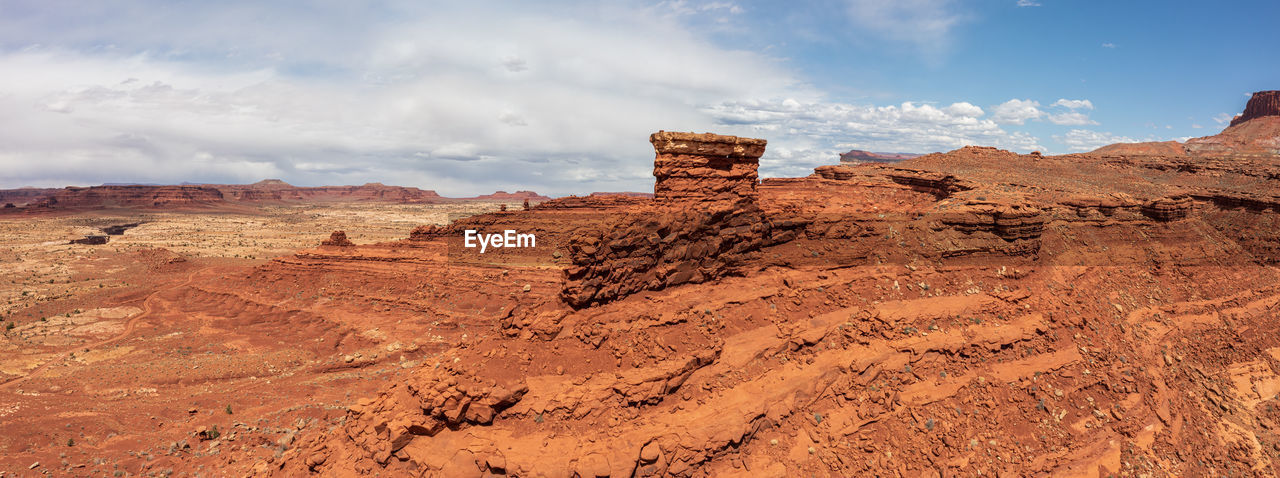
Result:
[651, 131, 766, 205]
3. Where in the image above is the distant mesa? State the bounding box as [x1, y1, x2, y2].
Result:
[250, 179, 294, 189]
[839, 149, 923, 164]
[1091, 140, 1187, 156]
[1230, 90, 1280, 126]
[0, 180, 551, 211]
[467, 190, 551, 201]
[1094, 90, 1280, 156]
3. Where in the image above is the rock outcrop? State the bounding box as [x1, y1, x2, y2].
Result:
[1230, 90, 1280, 126]
[561, 205, 774, 308]
[1094, 90, 1280, 156]
[561, 131, 776, 307]
[651, 131, 766, 205]
[1141, 194, 1194, 222]
[320, 230, 354, 247]
[467, 190, 551, 201]
[69, 235, 108, 245]
[839, 149, 921, 164]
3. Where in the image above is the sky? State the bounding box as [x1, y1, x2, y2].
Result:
[1, 0, 1277, 196]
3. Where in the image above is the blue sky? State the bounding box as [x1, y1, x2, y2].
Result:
[0, 0, 1276, 195]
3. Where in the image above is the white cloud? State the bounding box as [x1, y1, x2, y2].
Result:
[1046, 112, 1098, 126]
[944, 102, 984, 117]
[1051, 98, 1093, 110]
[1101, 42, 1116, 48]
[703, 98, 1043, 176]
[1053, 129, 1135, 151]
[1213, 112, 1234, 124]
[0, 1, 1095, 194]
[990, 99, 1043, 125]
[0, 2, 812, 195]
[844, 0, 966, 57]
[1016, 0, 1042, 6]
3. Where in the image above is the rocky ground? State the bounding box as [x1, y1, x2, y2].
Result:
[0, 201, 516, 476]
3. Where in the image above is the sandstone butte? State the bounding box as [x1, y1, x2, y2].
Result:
[2, 91, 1280, 477]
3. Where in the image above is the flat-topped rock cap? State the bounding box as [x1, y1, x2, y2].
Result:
[1231, 90, 1280, 126]
[650, 131, 767, 158]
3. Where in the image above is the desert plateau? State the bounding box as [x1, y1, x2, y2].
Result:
[0, 89, 1278, 476]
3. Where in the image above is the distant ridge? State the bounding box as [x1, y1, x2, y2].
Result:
[1092, 90, 1280, 156]
[0, 180, 551, 211]
[839, 149, 923, 164]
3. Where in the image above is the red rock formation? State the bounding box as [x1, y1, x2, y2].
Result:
[885, 169, 974, 199]
[320, 230, 354, 247]
[42, 185, 225, 208]
[1141, 194, 1194, 221]
[217, 182, 445, 203]
[651, 131, 766, 205]
[467, 190, 550, 201]
[557, 131, 786, 307]
[1230, 90, 1280, 126]
[1094, 90, 1280, 156]
[839, 149, 922, 164]
[938, 199, 1045, 242]
[0, 187, 60, 207]
[1091, 140, 1187, 156]
[560, 205, 776, 308]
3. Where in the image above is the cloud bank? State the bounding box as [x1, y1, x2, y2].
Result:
[0, 1, 1125, 195]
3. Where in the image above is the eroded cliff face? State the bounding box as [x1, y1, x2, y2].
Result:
[41, 185, 225, 208]
[1230, 90, 1280, 126]
[1096, 90, 1280, 156]
[560, 132, 774, 307]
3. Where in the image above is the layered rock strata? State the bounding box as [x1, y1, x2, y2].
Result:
[650, 131, 766, 205]
[1230, 90, 1280, 126]
[560, 205, 775, 308]
[562, 132, 777, 307]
